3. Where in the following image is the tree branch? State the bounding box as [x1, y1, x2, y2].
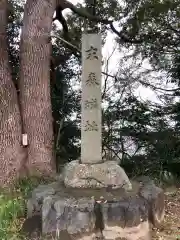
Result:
[102, 71, 180, 93]
[102, 47, 117, 99]
[138, 80, 180, 92]
[109, 23, 143, 44]
[51, 34, 81, 58]
[54, 0, 146, 45]
[56, 0, 112, 24]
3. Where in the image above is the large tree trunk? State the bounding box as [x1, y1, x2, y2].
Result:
[19, 0, 56, 175]
[0, 0, 27, 186]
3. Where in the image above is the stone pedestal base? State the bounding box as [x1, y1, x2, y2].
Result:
[41, 196, 151, 240]
[62, 160, 132, 191]
[23, 177, 165, 240]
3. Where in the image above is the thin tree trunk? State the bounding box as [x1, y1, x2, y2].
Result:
[0, 0, 26, 186]
[19, 0, 56, 175]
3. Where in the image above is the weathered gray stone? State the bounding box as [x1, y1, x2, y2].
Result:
[81, 33, 102, 165]
[24, 177, 165, 239]
[41, 196, 151, 240]
[102, 197, 151, 240]
[31, 182, 60, 201]
[42, 196, 96, 239]
[26, 198, 39, 217]
[26, 182, 60, 217]
[139, 180, 165, 228]
[63, 160, 132, 191]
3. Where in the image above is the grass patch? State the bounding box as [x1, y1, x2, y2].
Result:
[0, 192, 24, 239]
[0, 176, 53, 240]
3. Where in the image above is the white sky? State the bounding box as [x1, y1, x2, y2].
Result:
[66, 0, 177, 104]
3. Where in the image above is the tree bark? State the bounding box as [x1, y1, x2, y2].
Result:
[19, 0, 56, 175]
[0, 0, 26, 186]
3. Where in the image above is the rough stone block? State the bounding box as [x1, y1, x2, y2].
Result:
[23, 177, 165, 239]
[26, 182, 60, 217]
[139, 181, 165, 227]
[101, 198, 150, 240]
[42, 196, 95, 239]
[63, 160, 132, 191]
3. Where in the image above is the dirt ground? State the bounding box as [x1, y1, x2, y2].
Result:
[152, 187, 180, 240]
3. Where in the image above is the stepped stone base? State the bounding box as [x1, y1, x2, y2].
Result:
[62, 160, 132, 191]
[42, 194, 151, 240]
[23, 177, 165, 240]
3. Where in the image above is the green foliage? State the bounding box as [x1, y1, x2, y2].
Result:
[0, 176, 53, 240]
[117, 0, 180, 71]
[7, 0, 22, 88]
[0, 192, 24, 239]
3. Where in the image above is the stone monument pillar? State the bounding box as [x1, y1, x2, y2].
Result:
[62, 32, 132, 190]
[26, 10, 165, 238]
[26, 7, 165, 236]
[81, 33, 102, 164]
[26, 16, 165, 240]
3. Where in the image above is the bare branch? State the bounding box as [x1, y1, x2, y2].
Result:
[102, 71, 180, 93]
[102, 46, 117, 99]
[102, 73, 109, 100]
[138, 79, 180, 93]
